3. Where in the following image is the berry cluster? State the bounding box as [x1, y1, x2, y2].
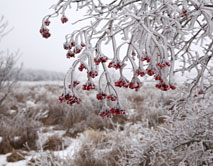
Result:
[157, 62, 170, 69]
[146, 69, 155, 76]
[108, 60, 125, 69]
[78, 64, 87, 71]
[66, 50, 75, 58]
[99, 105, 125, 118]
[135, 68, 145, 77]
[63, 41, 85, 59]
[194, 90, 205, 97]
[61, 16, 68, 24]
[68, 81, 80, 89]
[115, 77, 129, 88]
[129, 78, 143, 91]
[40, 27, 51, 39]
[155, 83, 176, 91]
[94, 56, 108, 65]
[58, 93, 81, 106]
[88, 70, 98, 78]
[141, 57, 151, 63]
[96, 92, 107, 100]
[82, 81, 96, 90]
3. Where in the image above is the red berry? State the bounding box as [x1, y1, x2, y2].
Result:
[170, 84, 176, 90]
[66, 50, 75, 58]
[61, 16, 68, 24]
[81, 43, 86, 47]
[44, 20, 50, 26]
[198, 91, 204, 95]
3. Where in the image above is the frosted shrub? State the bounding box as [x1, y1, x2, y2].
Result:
[41, 0, 213, 117]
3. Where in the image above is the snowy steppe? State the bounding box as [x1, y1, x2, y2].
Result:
[0, 81, 212, 166]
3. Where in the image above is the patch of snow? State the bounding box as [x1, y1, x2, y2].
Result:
[54, 138, 81, 160]
[8, 110, 16, 115]
[0, 136, 2, 143]
[26, 101, 36, 107]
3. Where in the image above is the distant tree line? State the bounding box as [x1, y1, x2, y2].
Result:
[18, 69, 65, 81]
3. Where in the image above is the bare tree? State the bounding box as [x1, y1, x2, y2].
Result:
[40, 0, 213, 117]
[0, 16, 21, 107]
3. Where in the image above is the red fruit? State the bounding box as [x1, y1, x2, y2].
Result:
[146, 57, 151, 63]
[100, 56, 108, 63]
[136, 69, 145, 77]
[74, 47, 81, 54]
[194, 94, 198, 98]
[198, 91, 204, 95]
[66, 50, 75, 58]
[108, 62, 113, 68]
[107, 94, 117, 101]
[155, 84, 161, 89]
[42, 32, 51, 39]
[71, 42, 75, 47]
[40, 27, 51, 39]
[115, 80, 123, 87]
[81, 43, 86, 47]
[132, 51, 136, 56]
[44, 20, 50, 26]
[141, 57, 146, 61]
[166, 62, 170, 66]
[78, 64, 86, 71]
[170, 84, 176, 90]
[96, 93, 107, 100]
[89, 71, 98, 78]
[63, 42, 71, 50]
[61, 16, 68, 24]
[94, 58, 100, 65]
[146, 69, 155, 76]
[155, 75, 161, 80]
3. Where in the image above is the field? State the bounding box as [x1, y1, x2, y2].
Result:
[0, 81, 212, 166]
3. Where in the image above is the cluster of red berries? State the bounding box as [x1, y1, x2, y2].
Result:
[157, 62, 170, 69]
[61, 16, 68, 24]
[88, 71, 98, 78]
[194, 90, 205, 97]
[66, 50, 75, 58]
[82, 81, 95, 91]
[129, 79, 143, 91]
[115, 77, 142, 91]
[58, 93, 81, 106]
[40, 27, 51, 39]
[135, 69, 145, 77]
[68, 81, 80, 89]
[146, 69, 155, 76]
[141, 57, 151, 63]
[96, 93, 117, 101]
[155, 83, 176, 91]
[96, 93, 107, 100]
[78, 64, 87, 71]
[108, 60, 125, 69]
[63, 41, 86, 59]
[182, 9, 188, 19]
[115, 77, 129, 88]
[94, 56, 108, 65]
[99, 106, 125, 118]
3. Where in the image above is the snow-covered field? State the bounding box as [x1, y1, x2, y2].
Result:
[0, 81, 212, 166]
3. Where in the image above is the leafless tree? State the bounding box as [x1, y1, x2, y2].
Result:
[0, 16, 21, 108]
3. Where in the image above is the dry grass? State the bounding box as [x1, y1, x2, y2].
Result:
[6, 150, 27, 162]
[42, 135, 64, 151]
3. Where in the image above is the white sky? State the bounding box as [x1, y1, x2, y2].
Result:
[0, 0, 87, 72]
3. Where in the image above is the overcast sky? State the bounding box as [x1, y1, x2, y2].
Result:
[0, 0, 87, 72]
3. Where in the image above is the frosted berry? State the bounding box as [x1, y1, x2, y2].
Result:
[61, 16, 68, 23]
